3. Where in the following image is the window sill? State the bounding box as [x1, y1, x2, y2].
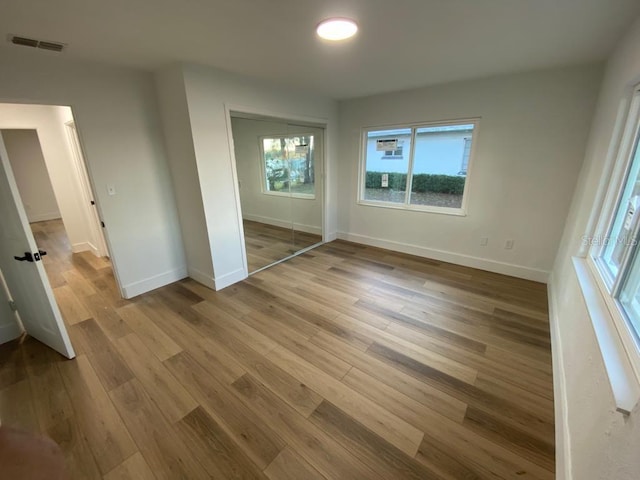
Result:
[572, 256, 640, 415]
[261, 191, 316, 200]
[357, 199, 467, 217]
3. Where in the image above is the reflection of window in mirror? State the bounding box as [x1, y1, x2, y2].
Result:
[260, 135, 315, 198]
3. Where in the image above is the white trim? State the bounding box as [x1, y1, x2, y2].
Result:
[357, 118, 480, 217]
[28, 212, 61, 223]
[258, 132, 318, 199]
[242, 213, 322, 236]
[213, 267, 248, 291]
[547, 272, 572, 480]
[573, 257, 640, 414]
[70, 241, 99, 255]
[0, 322, 22, 344]
[188, 266, 216, 290]
[356, 199, 467, 217]
[64, 121, 109, 258]
[121, 266, 188, 299]
[225, 103, 330, 273]
[337, 232, 549, 282]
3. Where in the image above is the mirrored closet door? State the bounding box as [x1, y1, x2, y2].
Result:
[231, 113, 323, 274]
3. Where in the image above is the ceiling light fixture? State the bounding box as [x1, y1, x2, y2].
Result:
[316, 18, 358, 41]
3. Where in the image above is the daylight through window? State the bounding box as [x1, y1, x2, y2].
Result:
[360, 120, 478, 213]
[261, 135, 315, 198]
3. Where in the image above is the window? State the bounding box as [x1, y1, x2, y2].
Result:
[382, 146, 404, 159]
[360, 119, 478, 214]
[589, 86, 640, 380]
[260, 135, 315, 198]
[459, 137, 472, 175]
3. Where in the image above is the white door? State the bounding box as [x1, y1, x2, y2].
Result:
[0, 134, 75, 358]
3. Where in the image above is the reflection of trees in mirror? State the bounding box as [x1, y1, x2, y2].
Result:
[263, 136, 315, 194]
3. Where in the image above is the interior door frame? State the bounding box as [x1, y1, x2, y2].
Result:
[224, 104, 329, 279]
[0, 98, 126, 299]
[64, 120, 109, 258]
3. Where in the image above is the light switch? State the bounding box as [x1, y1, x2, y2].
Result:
[107, 185, 116, 196]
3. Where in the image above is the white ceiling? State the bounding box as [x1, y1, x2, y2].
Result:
[1, 0, 639, 99]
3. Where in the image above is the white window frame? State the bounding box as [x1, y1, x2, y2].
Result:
[580, 85, 640, 414]
[258, 133, 316, 200]
[357, 118, 479, 216]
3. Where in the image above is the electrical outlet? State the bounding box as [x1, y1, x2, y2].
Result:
[480, 237, 488, 246]
[504, 239, 514, 250]
[107, 184, 116, 196]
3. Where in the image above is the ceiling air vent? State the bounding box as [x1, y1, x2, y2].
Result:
[10, 35, 65, 52]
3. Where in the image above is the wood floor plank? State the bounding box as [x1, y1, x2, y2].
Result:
[463, 406, 555, 471]
[0, 339, 28, 390]
[312, 331, 467, 423]
[53, 284, 92, 325]
[367, 342, 554, 445]
[0, 379, 39, 431]
[103, 452, 156, 480]
[183, 311, 324, 417]
[264, 447, 327, 480]
[232, 373, 384, 480]
[266, 345, 425, 456]
[61, 268, 97, 298]
[109, 379, 210, 480]
[192, 300, 278, 356]
[164, 351, 286, 470]
[114, 333, 198, 423]
[6, 220, 554, 480]
[116, 304, 182, 361]
[310, 400, 443, 480]
[58, 355, 137, 475]
[69, 318, 134, 391]
[340, 362, 554, 480]
[174, 406, 268, 479]
[47, 417, 102, 480]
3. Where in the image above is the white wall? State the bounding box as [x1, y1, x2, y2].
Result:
[549, 16, 640, 480]
[1, 129, 61, 223]
[0, 48, 187, 298]
[338, 65, 603, 281]
[231, 117, 323, 235]
[0, 104, 94, 254]
[156, 63, 338, 289]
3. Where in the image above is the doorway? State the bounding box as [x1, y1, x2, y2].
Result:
[229, 112, 325, 273]
[0, 102, 115, 343]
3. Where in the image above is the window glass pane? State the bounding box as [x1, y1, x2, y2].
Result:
[410, 124, 474, 208]
[262, 136, 315, 196]
[364, 128, 411, 204]
[601, 134, 640, 281]
[618, 246, 640, 346]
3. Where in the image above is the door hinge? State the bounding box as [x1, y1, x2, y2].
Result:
[90, 200, 95, 205]
[9, 300, 17, 312]
[100, 221, 105, 228]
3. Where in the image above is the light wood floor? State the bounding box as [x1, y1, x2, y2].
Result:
[243, 220, 322, 272]
[0, 219, 555, 479]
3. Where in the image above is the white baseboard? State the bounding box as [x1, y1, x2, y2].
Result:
[71, 242, 100, 256]
[547, 272, 572, 480]
[213, 267, 247, 290]
[336, 232, 549, 283]
[0, 321, 22, 345]
[189, 266, 216, 290]
[243, 213, 322, 236]
[325, 231, 338, 242]
[28, 212, 61, 223]
[121, 266, 188, 299]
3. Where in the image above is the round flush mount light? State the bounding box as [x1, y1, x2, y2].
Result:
[316, 18, 358, 41]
